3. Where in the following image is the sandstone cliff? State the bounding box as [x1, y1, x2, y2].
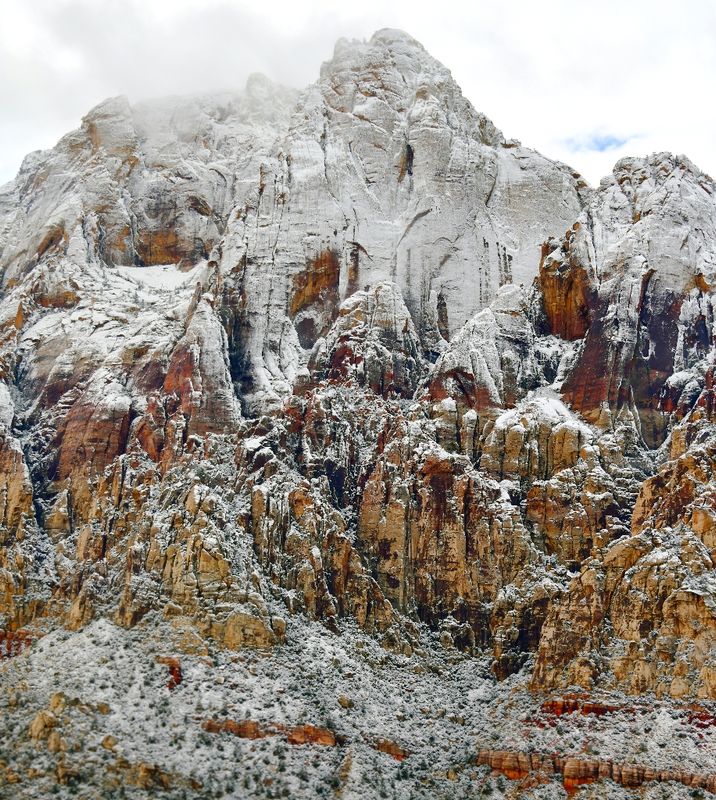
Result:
[0, 28, 715, 800]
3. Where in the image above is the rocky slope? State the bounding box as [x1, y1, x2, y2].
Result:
[0, 28, 715, 800]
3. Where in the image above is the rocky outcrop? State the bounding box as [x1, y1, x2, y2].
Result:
[0, 628, 34, 658]
[160, 295, 242, 439]
[203, 717, 410, 762]
[532, 527, 716, 698]
[0, 426, 34, 534]
[553, 154, 716, 448]
[425, 287, 543, 410]
[536, 230, 595, 341]
[355, 410, 565, 673]
[531, 367, 716, 700]
[477, 749, 716, 795]
[479, 394, 631, 568]
[54, 371, 133, 480]
[632, 369, 716, 549]
[203, 719, 338, 747]
[309, 281, 426, 398]
[0, 421, 51, 633]
[217, 29, 587, 411]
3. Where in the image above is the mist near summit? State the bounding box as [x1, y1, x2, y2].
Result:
[1, 0, 714, 186]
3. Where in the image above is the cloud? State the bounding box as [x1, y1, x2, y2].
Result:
[0, 0, 715, 186]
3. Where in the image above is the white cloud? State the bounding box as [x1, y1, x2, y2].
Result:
[0, 0, 714, 185]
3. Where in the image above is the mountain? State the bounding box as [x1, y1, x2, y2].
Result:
[1, 29, 715, 800]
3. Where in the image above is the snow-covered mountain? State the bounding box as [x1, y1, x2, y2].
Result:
[1, 29, 715, 800]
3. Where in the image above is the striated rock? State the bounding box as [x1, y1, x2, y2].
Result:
[246, 453, 398, 638]
[477, 749, 716, 794]
[0, 427, 34, 533]
[0, 424, 51, 632]
[355, 408, 563, 671]
[214, 610, 281, 650]
[55, 370, 132, 480]
[290, 249, 342, 349]
[632, 376, 716, 556]
[480, 394, 634, 568]
[309, 281, 426, 398]
[160, 295, 242, 439]
[554, 154, 716, 448]
[533, 375, 716, 699]
[480, 393, 592, 484]
[532, 528, 716, 698]
[218, 29, 586, 410]
[539, 695, 621, 717]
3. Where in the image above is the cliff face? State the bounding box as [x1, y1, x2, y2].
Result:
[1, 28, 716, 800]
[216, 29, 587, 410]
[549, 153, 716, 447]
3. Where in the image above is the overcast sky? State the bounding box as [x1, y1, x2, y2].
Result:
[2, 0, 714, 187]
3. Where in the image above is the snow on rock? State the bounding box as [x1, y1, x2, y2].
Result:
[309, 280, 426, 397]
[539, 152, 716, 448]
[217, 28, 587, 411]
[114, 262, 206, 291]
[0, 27, 716, 800]
[421, 284, 564, 460]
[0, 74, 297, 287]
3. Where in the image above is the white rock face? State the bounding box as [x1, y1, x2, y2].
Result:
[590, 153, 716, 288]
[218, 29, 588, 410]
[543, 153, 716, 446]
[0, 74, 298, 287]
[0, 30, 590, 415]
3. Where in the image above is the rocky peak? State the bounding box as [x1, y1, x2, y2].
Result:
[0, 75, 297, 290]
[321, 28, 503, 147]
[592, 151, 716, 288]
[80, 95, 136, 154]
[218, 30, 586, 410]
[534, 150, 716, 447]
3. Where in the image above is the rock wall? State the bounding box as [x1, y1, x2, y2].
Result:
[0, 29, 715, 720]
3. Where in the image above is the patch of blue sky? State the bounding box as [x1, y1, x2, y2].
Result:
[565, 133, 634, 152]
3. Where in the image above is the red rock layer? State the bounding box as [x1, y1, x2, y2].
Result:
[203, 718, 410, 760]
[477, 749, 716, 795]
[536, 232, 594, 341]
[0, 629, 35, 659]
[203, 719, 337, 747]
[539, 696, 620, 718]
